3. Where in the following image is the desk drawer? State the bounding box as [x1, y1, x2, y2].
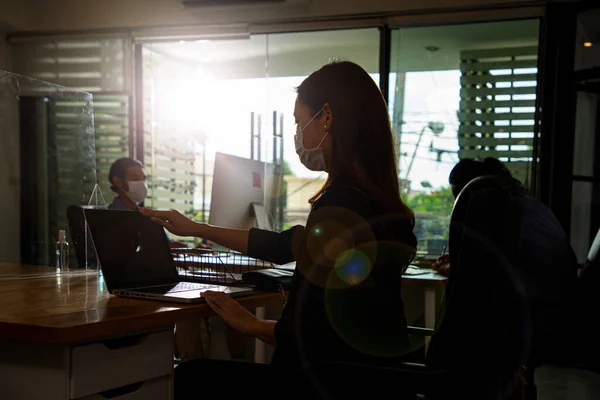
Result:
[70, 330, 173, 399]
[77, 375, 172, 400]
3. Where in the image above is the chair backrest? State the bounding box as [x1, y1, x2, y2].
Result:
[575, 226, 600, 363]
[66, 204, 108, 268]
[582, 227, 600, 274]
[577, 225, 600, 311]
[426, 175, 529, 398]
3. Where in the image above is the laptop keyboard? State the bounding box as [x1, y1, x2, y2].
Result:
[172, 282, 220, 292]
[135, 282, 220, 294]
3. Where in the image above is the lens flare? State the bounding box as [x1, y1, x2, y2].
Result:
[334, 249, 371, 285]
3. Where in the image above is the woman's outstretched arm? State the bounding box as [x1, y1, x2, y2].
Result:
[140, 208, 250, 254]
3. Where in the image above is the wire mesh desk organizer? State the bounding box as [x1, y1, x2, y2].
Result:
[171, 248, 274, 285]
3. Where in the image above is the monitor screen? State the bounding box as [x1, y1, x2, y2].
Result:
[209, 152, 277, 231]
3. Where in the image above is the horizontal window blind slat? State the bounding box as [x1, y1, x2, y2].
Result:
[460, 46, 538, 59]
[460, 59, 538, 72]
[460, 137, 533, 146]
[458, 150, 532, 158]
[460, 87, 537, 97]
[458, 124, 535, 134]
[458, 112, 536, 122]
[460, 99, 537, 109]
[461, 73, 538, 85]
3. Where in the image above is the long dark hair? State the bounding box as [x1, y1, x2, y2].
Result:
[296, 61, 413, 219]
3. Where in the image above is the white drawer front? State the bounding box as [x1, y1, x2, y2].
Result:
[77, 375, 172, 400]
[70, 330, 173, 399]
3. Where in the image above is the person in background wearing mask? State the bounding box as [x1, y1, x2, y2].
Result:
[108, 157, 209, 250]
[108, 158, 148, 211]
[108, 158, 186, 250]
[142, 61, 418, 399]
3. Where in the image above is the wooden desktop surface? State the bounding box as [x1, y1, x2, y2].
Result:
[402, 267, 447, 287]
[0, 263, 281, 344]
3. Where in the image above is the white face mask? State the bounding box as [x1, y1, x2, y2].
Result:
[294, 107, 329, 172]
[125, 180, 148, 205]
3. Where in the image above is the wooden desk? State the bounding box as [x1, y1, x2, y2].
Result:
[403, 268, 448, 351]
[0, 264, 281, 400]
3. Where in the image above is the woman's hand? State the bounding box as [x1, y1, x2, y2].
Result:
[139, 208, 202, 237]
[195, 242, 213, 253]
[202, 291, 260, 336]
[432, 254, 450, 277]
[169, 241, 188, 249]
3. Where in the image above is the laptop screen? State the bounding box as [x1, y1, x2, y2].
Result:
[84, 209, 179, 291]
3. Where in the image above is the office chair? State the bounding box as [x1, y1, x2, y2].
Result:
[292, 176, 529, 400]
[573, 226, 600, 370]
[578, 226, 600, 280]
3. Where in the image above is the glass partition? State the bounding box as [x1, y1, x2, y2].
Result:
[11, 39, 133, 209]
[0, 71, 97, 266]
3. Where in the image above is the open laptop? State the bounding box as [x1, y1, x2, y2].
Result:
[84, 209, 252, 303]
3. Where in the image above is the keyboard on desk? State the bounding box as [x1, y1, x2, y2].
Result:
[179, 270, 243, 284]
[404, 265, 431, 276]
[133, 282, 221, 294]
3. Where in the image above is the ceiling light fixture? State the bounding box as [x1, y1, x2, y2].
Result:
[584, 42, 593, 48]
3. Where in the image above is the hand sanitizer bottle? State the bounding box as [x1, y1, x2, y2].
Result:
[56, 230, 69, 273]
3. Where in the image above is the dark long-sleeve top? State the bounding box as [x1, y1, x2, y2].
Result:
[109, 197, 130, 210]
[519, 195, 578, 305]
[247, 185, 417, 368]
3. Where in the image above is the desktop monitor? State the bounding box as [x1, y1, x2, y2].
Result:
[209, 152, 277, 231]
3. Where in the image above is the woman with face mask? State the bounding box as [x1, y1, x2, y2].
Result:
[142, 61, 418, 399]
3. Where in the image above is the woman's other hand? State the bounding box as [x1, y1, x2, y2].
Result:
[202, 291, 259, 336]
[195, 242, 213, 253]
[433, 254, 450, 277]
[169, 241, 188, 249]
[140, 208, 201, 237]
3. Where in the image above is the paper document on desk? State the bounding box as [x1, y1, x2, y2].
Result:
[403, 266, 430, 276]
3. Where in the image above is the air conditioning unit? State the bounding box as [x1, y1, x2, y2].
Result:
[181, 0, 313, 23]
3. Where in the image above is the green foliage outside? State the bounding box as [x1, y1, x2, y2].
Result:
[282, 160, 293, 176]
[406, 186, 454, 215]
[405, 186, 454, 247]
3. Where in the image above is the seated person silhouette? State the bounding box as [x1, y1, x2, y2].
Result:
[434, 157, 579, 362]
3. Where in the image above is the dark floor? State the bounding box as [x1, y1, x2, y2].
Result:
[537, 365, 600, 399]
